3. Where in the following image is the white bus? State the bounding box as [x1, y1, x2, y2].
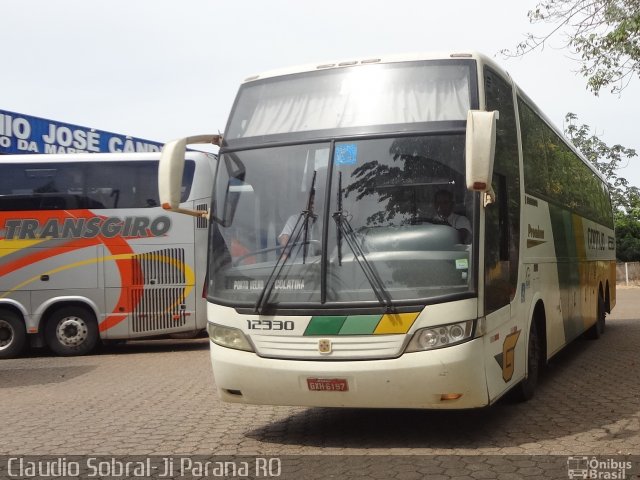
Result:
[0, 151, 216, 358]
[159, 52, 616, 408]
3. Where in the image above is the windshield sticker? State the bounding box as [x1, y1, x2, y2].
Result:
[335, 144, 357, 166]
[455, 258, 468, 270]
[231, 278, 306, 291]
[232, 280, 265, 290]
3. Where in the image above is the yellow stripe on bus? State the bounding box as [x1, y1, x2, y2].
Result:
[0, 238, 50, 257]
[373, 312, 420, 334]
[0, 253, 196, 311]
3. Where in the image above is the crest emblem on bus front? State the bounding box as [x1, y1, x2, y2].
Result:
[318, 339, 332, 354]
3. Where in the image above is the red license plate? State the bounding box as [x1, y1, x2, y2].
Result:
[307, 378, 349, 392]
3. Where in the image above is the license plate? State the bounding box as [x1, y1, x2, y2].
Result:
[307, 377, 349, 392]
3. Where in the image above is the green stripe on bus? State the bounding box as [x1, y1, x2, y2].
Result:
[305, 315, 386, 335]
[339, 315, 382, 334]
[548, 205, 584, 342]
[304, 316, 347, 335]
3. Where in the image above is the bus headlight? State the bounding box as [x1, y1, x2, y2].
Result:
[405, 320, 474, 352]
[207, 323, 254, 352]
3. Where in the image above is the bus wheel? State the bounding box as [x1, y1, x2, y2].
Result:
[514, 320, 540, 402]
[45, 306, 98, 356]
[586, 295, 606, 340]
[0, 310, 27, 359]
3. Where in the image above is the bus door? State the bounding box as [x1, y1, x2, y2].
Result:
[482, 67, 524, 400]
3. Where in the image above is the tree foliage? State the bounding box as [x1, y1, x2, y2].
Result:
[505, 0, 640, 94]
[615, 197, 640, 261]
[563, 112, 638, 210]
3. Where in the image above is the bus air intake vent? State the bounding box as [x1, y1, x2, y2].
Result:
[130, 287, 188, 333]
[131, 248, 186, 285]
[196, 204, 208, 229]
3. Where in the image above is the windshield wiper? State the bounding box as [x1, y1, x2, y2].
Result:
[254, 171, 317, 314]
[301, 171, 317, 265]
[332, 186, 393, 312]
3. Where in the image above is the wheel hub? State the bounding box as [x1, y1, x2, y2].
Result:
[56, 316, 88, 346]
[0, 319, 13, 349]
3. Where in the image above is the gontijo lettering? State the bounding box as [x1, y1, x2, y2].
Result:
[587, 227, 606, 251]
[2, 216, 171, 240]
[527, 224, 545, 239]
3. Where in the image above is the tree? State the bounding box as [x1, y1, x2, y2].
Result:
[615, 198, 640, 261]
[504, 0, 640, 94]
[563, 112, 638, 210]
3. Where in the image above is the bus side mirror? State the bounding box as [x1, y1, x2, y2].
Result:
[159, 134, 221, 217]
[466, 110, 498, 203]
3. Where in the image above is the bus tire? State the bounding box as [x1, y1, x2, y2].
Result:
[586, 295, 605, 340]
[0, 310, 27, 359]
[45, 306, 98, 356]
[513, 320, 540, 402]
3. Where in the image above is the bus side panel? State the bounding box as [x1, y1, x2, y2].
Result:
[483, 305, 528, 403]
[608, 260, 617, 310]
[187, 154, 216, 331]
[522, 197, 616, 359]
[192, 205, 209, 330]
[521, 198, 567, 358]
[1, 245, 99, 291]
[100, 210, 199, 339]
[0, 241, 102, 332]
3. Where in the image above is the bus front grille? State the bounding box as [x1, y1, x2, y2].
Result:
[131, 248, 186, 285]
[130, 287, 188, 333]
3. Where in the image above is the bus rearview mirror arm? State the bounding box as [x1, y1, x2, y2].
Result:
[465, 110, 498, 207]
[159, 134, 222, 218]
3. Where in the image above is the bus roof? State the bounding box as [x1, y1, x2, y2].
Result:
[242, 51, 498, 83]
[0, 151, 216, 164]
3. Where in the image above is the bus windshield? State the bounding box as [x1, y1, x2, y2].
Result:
[208, 135, 476, 309]
[226, 61, 474, 141]
[208, 59, 478, 310]
[0, 161, 195, 211]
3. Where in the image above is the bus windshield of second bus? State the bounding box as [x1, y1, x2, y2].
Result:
[210, 59, 478, 310]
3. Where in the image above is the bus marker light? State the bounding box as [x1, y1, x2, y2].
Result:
[440, 393, 463, 401]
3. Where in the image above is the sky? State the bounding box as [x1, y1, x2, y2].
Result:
[2, 0, 639, 187]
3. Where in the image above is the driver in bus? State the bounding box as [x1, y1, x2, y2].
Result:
[278, 197, 319, 257]
[432, 189, 471, 244]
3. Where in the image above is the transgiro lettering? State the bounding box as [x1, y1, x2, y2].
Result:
[2, 216, 171, 240]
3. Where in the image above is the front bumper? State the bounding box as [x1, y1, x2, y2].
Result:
[210, 337, 489, 409]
